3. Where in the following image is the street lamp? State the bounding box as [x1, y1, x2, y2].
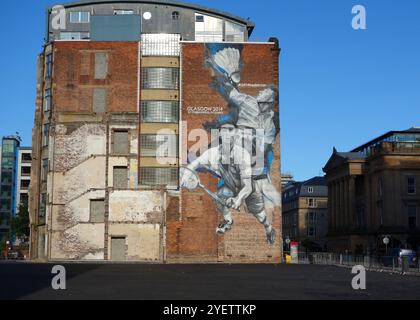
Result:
[5, 241, 10, 260]
[383, 236, 390, 255]
[285, 237, 291, 253]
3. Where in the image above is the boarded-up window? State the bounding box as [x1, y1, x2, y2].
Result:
[113, 167, 128, 189]
[93, 88, 107, 113]
[79, 87, 92, 111]
[111, 237, 126, 261]
[90, 199, 105, 223]
[80, 51, 91, 76]
[95, 52, 108, 79]
[113, 131, 129, 154]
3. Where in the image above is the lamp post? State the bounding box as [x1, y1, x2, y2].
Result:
[383, 236, 390, 255]
[285, 237, 291, 253]
[5, 241, 10, 260]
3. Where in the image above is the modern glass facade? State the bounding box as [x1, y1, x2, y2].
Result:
[0, 137, 20, 240]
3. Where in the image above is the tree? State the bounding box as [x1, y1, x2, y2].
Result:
[11, 201, 30, 240]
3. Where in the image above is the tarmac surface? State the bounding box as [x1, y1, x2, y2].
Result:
[0, 262, 419, 300]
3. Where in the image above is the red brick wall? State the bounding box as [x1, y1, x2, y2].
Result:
[166, 43, 282, 263]
[53, 42, 138, 113]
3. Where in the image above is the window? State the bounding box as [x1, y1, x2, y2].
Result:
[308, 198, 317, 208]
[93, 88, 107, 113]
[39, 194, 47, 221]
[141, 101, 179, 123]
[0, 199, 11, 212]
[225, 21, 246, 42]
[0, 187, 11, 198]
[114, 9, 134, 15]
[94, 52, 108, 80]
[408, 177, 416, 195]
[20, 194, 28, 205]
[113, 167, 128, 189]
[42, 124, 50, 147]
[141, 34, 181, 56]
[112, 131, 129, 154]
[21, 166, 31, 176]
[172, 11, 180, 20]
[140, 135, 178, 158]
[42, 159, 49, 182]
[90, 200, 105, 223]
[140, 167, 178, 188]
[408, 205, 417, 230]
[308, 187, 314, 194]
[70, 11, 90, 23]
[20, 180, 30, 190]
[46, 54, 53, 78]
[60, 32, 90, 40]
[195, 13, 223, 42]
[22, 153, 32, 163]
[141, 68, 179, 89]
[307, 212, 317, 223]
[44, 89, 52, 112]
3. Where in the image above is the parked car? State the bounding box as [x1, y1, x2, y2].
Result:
[383, 249, 418, 268]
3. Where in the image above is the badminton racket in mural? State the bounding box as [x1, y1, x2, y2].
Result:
[180, 43, 281, 245]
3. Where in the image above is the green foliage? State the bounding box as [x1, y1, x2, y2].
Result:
[11, 201, 30, 239]
[0, 238, 6, 252]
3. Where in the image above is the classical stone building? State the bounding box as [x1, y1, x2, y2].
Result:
[29, 0, 282, 263]
[323, 128, 420, 255]
[282, 177, 328, 250]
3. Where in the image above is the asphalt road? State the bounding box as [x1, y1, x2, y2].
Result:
[0, 263, 419, 300]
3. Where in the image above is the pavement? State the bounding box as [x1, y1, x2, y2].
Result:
[1, 262, 420, 300]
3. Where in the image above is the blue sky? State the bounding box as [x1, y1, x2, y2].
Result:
[0, 0, 419, 181]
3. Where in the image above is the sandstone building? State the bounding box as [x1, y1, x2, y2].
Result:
[29, 0, 282, 263]
[323, 128, 420, 255]
[282, 177, 328, 251]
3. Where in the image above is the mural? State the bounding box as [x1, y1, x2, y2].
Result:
[180, 44, 281, 245]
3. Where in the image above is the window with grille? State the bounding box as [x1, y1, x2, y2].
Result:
[141, 68, 179, 89]
[140, 135, 178, 157]
[140, 168, 178, 187]
[141, 34, 180, 56]
[141, 101, 179, 123]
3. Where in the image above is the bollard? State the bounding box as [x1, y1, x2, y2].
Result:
[402, 256, 409, 273]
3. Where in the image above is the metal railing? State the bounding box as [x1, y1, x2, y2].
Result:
[290, 252, 420, 274]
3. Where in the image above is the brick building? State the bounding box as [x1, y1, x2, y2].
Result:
[29, 0, 282, 263]
[323, 128, 420, 255]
